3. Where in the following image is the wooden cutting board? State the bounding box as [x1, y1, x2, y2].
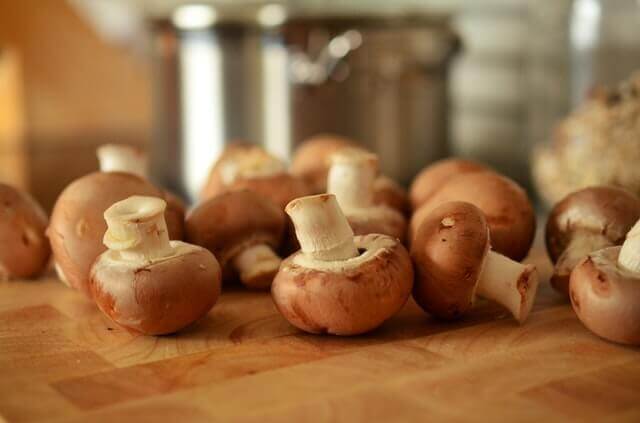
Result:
[1, 242, 639, 423]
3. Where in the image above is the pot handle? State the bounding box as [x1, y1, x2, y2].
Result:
[290, 30, 362, 85]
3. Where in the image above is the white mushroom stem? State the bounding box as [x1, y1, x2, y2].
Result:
[232, 244, 282, 284]
[476, 251, 539, 324]
[286, 194, 359, 261]
[327, 149, 378, 210]
[97, 144, 148, 178]
[103, 196, 173, 262]
[555, 232, 613, 277]
[618, 220, 640, 273]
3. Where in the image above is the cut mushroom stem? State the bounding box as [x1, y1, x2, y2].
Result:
[618, 220, 640, 272]
[554, 232, 613, 279]
[286, 194, 358, 261]
[103, 196, 173, 262]
[97, 144, 147, 178]
[327, 149, 378, 210]
[476, 251, 539, 324]
[232, 244, 282, 287]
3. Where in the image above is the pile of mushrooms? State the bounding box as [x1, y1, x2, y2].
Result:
[10, 130, 640, 344]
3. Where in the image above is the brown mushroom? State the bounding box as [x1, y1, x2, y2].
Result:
[90, 196, 221, 335]
[546, 186, 640, 296]
[199, 144, 310, 210]
[97, 144, 185, 240]
[290, 134, 409, 214]
[409, 158, 489, 210]
[327, 148, 406, 242]
[411, 201, 539, 323]
[290, 134, 356, 193]
[48, 172, 169, 297]
[569, 219, 640, 345]
[409, 171, 536, 261]
[0, 183, 50, 280]
[271, 194, 413, 335]
[185, 190, 285, 289]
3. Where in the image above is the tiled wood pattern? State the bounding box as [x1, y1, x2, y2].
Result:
[1, 245, 639, 422]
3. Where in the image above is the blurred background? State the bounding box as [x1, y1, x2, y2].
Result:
[2, 0, 640, 209]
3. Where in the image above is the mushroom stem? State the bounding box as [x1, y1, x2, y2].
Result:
[327, 150, 378, 210]
[286, 194, 358, 261]
[476, 251, 539, 324]
[554, 232, 613, 279]
[232, 244, 282, 287]
[103, 196, 173, 262]
[618, 220, 640, 272]
[97, 144, 147, 178]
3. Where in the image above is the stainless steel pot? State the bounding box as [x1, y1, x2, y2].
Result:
[149, 4, 459, 201]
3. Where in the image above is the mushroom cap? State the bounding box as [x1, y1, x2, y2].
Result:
[185, 190, 285, 269]
[48, 172, 167, 296]
[372, 176, 409, 215]
[90, 242, 221, 335]
[227, 173, 312, 211]
[570, 246, 640, 345]
[410, 172, 535, 261]
[345, 207, 407, 243]
[411, 201, 490, 320]
[200, 144, 286, 201]
[0, 183, 50, 280]
[290, 134, 357, 193]
[272, 234, 413, 335]
[409, 158, 489, 210]
[546, 186, 640, 263]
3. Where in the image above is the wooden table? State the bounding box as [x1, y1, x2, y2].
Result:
[1, 242, 639, 423]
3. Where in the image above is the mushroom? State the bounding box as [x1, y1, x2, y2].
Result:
[546, 186, 640, 296]
[200, 144, 310, 210]
[0, 183, 50, 280]
[409, 157, 489, 210]
[48, 172, 169, 297]
[411, 201, 539, 323]
[409, 171, 535, 261]
[97, 143, 185, 240]
[290, 134, 409, 214]
[327, 148, 406, 242]
[271, 194, 413, 335]
[185, 190, 285, 289]
[569, 219, 640, 345]
[90, 196, 221, 335]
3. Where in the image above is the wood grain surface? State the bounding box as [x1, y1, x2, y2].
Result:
[1, 239, 639, 422]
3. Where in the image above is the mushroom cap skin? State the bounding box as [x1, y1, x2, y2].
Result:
[411, 201, 490, 320]
[0, 184, 50, 280]
[48, 172, 172, 296]
[345, 207, 407, 243]
[372, 176, 410, 216]
[272, 234, 413, 335]
[409, 158, 489, 210]
[290, 134, 357, 193]
[546, 186, 640, 262]
[163, 190, 186, 241]
[227, 173, 312, 211]
[410, 172, 535, 261]
[570, 246, 640, 345]
[90, 242, 221, 335]
[185, 190, 285, 276]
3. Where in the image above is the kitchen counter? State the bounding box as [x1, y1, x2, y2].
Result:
[1, 243, 639, 422]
